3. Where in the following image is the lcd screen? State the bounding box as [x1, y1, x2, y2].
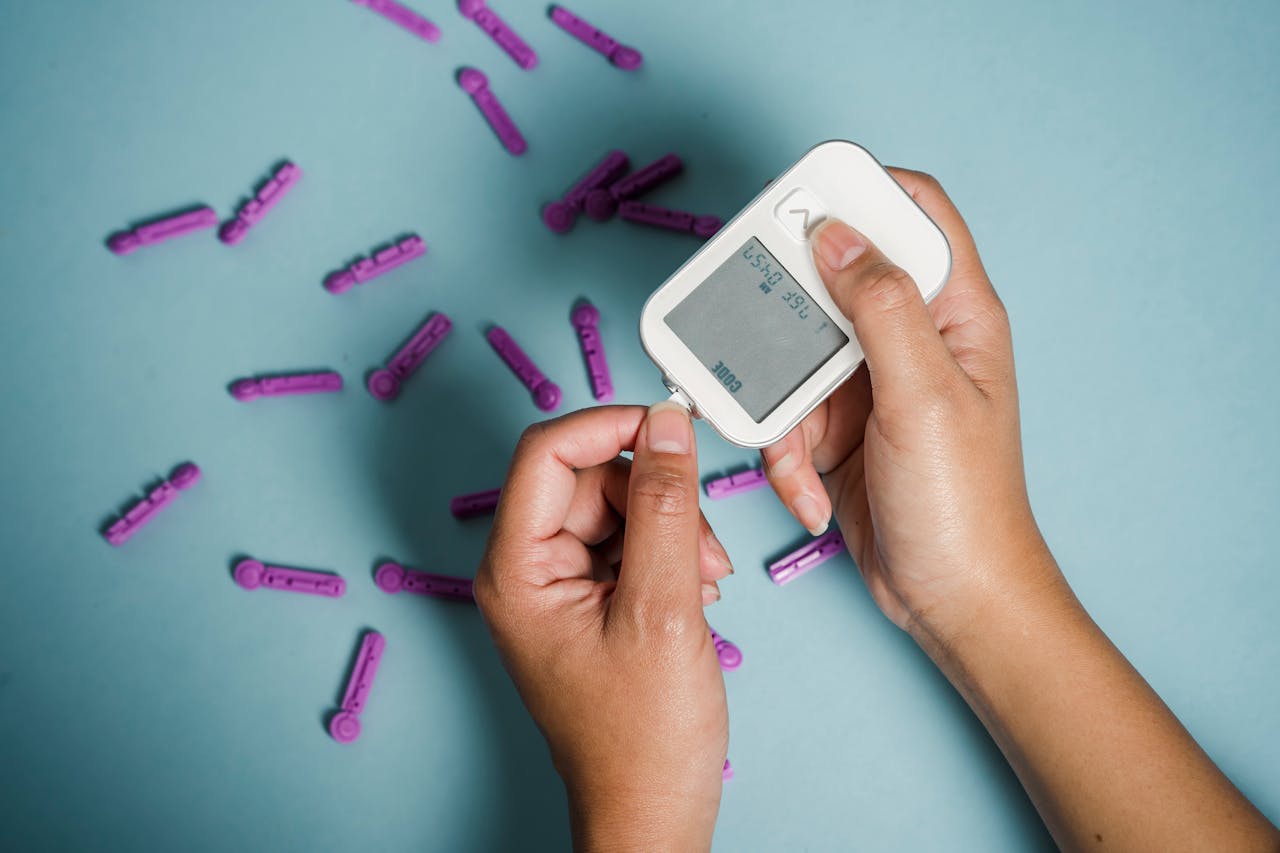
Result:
[664, 236, 848, 422]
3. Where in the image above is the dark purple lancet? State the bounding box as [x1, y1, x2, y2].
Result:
[458, 68, 527, 155]
[585, 153, 683, 221]
[549, 5, 643, 70]
[543, 150, 631, 233]
[619, 200, 722, 239]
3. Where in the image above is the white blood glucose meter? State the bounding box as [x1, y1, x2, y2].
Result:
[639, 140, 952, 448]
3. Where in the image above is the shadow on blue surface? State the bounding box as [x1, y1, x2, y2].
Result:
[369, 358, 569, 849]
[354, 98, 767, 843]
[790, 537, 1058, 850]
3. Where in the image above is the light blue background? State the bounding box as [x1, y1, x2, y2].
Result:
[1, 1, 1276, 850]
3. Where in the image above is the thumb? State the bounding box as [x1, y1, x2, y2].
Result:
[615, 402, 713, 620]
[811, 218, 960, 401]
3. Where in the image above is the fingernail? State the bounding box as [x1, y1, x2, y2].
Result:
[646, 402, 692, 454]
[815, 220, 867, 270]
[710, 538, 734, 575]
[701, 582, 721, 605]
[791, 494, 829, 536]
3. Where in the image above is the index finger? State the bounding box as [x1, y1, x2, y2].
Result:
[493, 405, 647, 546]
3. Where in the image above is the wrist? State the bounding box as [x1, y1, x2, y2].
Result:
[904, 534, 1078, 666]
[565, 772, 720, 852]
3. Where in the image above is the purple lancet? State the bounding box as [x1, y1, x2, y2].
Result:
[352, 0, 440, 42]
[230, 371, 342, 401]
[571, 301, 613, 401]
[540, 147, 629, 230]
[584, 153, 683, 221]
[107, 206, 218, 255]
[709, 625, 742, 672]
[458, 67, 527, 155]
[324, 235, 426, 294]
[486, 325, 561, 411]
[549, 6, 642, 70]
[768, 529, 846, 586]
[375, 562, 475, 602]
[450, 488, 501, 519]
[233, 558, 346, 597]
[704, 468, 767, 500]
[329, 631, 386, 743]
[103, 462, 201, 546]
[543, 150, 630, 233]
[458, 0, 537, 69]
[368, 312, 452, 401]
[219, 162, 301, 245]
[619, 200, 721, 239]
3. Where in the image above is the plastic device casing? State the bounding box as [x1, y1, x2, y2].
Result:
[639, 140, 951, 448]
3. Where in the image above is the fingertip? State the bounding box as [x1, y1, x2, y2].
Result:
[791, 493, 830, 537]
[700, 529, 734, 580]
[812, 218, 868, 272]
[643, 401, 694, 455]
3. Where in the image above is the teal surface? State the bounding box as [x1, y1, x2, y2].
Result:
[1, 1, 1277, 850]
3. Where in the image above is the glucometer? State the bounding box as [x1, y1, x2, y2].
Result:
[639, 140, 952, 448]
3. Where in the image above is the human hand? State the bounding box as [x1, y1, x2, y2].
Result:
[761, 168, 1062, 640]
[758, 170, 1280, 853]
[475, 404, 731, 851]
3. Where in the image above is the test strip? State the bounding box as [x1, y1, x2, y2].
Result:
[103, 462, 201, 546]
[549, 6, 642, 71]
[458, 0, 537, 69]
[219, 162, 302, 245]
[705, 468, 767, 500]
[324, 235, 426, 294]
[107, 206, 218, 255]
[709, 625, 742, 672]
[584, 154, 682, 221]
[375, 562, 475, 601]
[329, 631, 386, 744]
[457, 68, 527, 155]
[768, 529, 846, 586]
[450, 488, 501, 518]
[233, 558, 346, 597]
[368, 312, 452, 401]
[352, 0, 440, 43]
[619, 201, 721, 239]
[542, 150, 630, 233]
[571, 302, 613, 401]
[486, 326, 562, 411]
[723, 759, 733, 781]
[229, 371, 343, 401]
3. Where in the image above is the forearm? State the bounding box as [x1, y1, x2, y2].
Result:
[914, 549, 1278, 852]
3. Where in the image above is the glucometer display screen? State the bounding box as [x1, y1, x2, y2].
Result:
[664, 236, 848, 422]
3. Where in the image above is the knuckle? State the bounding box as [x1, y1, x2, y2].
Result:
[471, 558, 513, 623]
[628, 601, 699, 646]
[631, 469, 692, 519]
[471, 571, 496, 617]
[989, 304, 1012, 339]
[513, 421, 549, 459]
[472, 541, 531, 628]
[914, 170, 944, 195]
[973, 295, 1010, 335]
[859, 262, 918, 313]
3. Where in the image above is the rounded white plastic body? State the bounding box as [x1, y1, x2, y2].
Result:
[639, 140, 951, 448]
